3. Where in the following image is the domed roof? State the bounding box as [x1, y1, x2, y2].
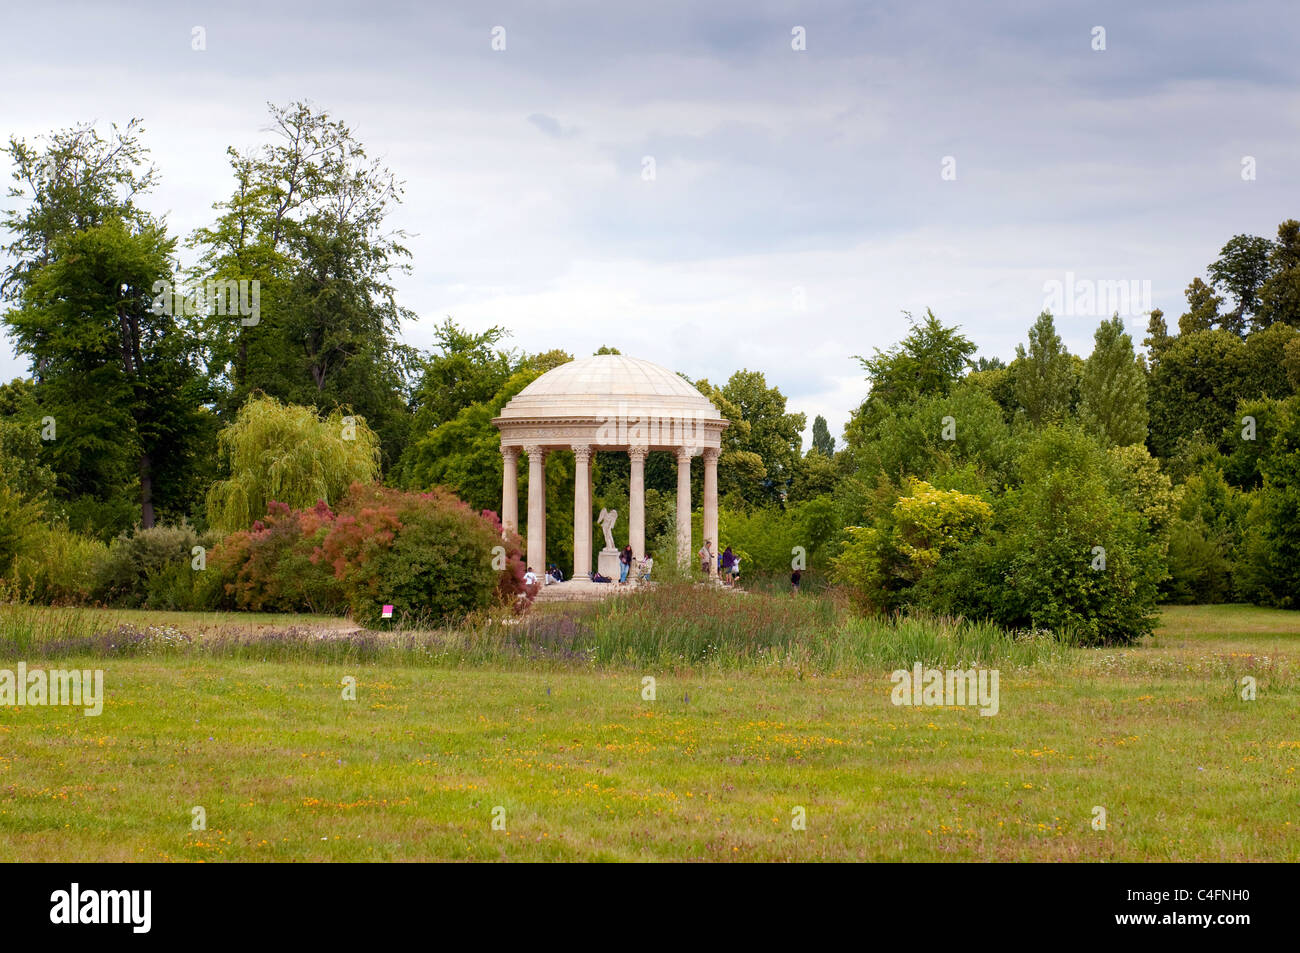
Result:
[496, 354, 725, 422]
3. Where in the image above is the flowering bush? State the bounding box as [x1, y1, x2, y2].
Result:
[212, 501, 343, 613]
[210, 483, 528, 624]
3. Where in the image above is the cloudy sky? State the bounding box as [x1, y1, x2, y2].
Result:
[3, 0, 1298, 443]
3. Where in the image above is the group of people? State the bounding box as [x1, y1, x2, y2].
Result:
[523, 549, 652, 588]
[524, 545, 803, 594]
[696, 540, 806, 594]
[614, 545, 652, 584]
[697, 540, 742, 586]
[522, 565, 565, 587]
[591, 546, 651, 584]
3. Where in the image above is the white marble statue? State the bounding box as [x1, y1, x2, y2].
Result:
[597, 507, 619, 551]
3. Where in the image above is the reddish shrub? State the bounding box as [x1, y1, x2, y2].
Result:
[210, 500, 344, 613]
[210, 483, 530, 624]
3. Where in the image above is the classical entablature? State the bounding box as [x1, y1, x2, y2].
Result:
[491, 354, 729, 578]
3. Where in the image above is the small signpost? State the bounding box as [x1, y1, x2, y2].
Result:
[381, 604, 394, 620]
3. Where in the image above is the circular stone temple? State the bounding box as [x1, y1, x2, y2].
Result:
[492, 354, 729, 579]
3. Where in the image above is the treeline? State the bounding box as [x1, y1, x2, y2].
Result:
[0, 104, 1296, 639]
[0, 106, 808, 610]
[755, 227, 1299, 640]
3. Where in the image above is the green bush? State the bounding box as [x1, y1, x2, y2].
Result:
[142, 559, 226, 611]
[899, 428, 1169, 644]
[1233, 397, 1300, 607]
[1162, 466, 1246, 604]
[972, 428, 1164, 643]
[9, 524, 108, 604]
[1164, 518, 1232, 604]
[93, 522, 215, 607]
[717, 494, 843, 575]
[0, 482, 45, 581]
[830, 479, 992, 612]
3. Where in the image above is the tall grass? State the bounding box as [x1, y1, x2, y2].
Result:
[0, 603, 106, 658]
[0, 585, 1073, 673]
[579, 583, 1073, 671]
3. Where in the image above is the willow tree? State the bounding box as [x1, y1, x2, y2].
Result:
[205, 395, 380, 532]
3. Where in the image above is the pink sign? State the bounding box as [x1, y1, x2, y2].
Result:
[381, 605, 394, 619]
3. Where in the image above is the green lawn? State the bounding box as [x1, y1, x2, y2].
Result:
[1, 604, 1296, 861]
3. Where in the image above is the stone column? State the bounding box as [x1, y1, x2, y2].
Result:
[703, 447, 719, 576]
[525, 446, 546, 572]
[572, 444, 592, 580]
[500, 446, 519, 535]
[675, 446, 692, 567]
[628, 446, 647, 558]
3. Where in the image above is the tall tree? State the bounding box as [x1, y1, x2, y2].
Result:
[1146, 329, 1245, 460]
[1080, 315, 1148, 447]
[2, 119, 214, 534]
[811, 414, 836, 457]
[1256, 219, 1300, 329]
[190, 102, 418, 467]
[1208, 234, 1274, 335]
[6, 217, 212, 533]
[1, 119, 156, 301]
[401, 368, 538, 508]
[854, 309, 976, 416]
[406, 319, 515, 434]
[693, 371, 804, 505]
[1178, 277, 1222, 335]
[1143, 308, 1171, 368]
[690, 379, 761, 500]
[1013, 311, 1075, 425]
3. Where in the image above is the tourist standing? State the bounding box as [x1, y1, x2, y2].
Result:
[698, 540, 714, 576]
[721, 546, 736, 587]
[619, 544, 633, 583]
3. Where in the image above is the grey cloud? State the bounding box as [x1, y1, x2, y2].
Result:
[527, 113, 577, 138]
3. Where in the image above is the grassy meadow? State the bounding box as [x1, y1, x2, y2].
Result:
[0, 591, 1297, 861]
